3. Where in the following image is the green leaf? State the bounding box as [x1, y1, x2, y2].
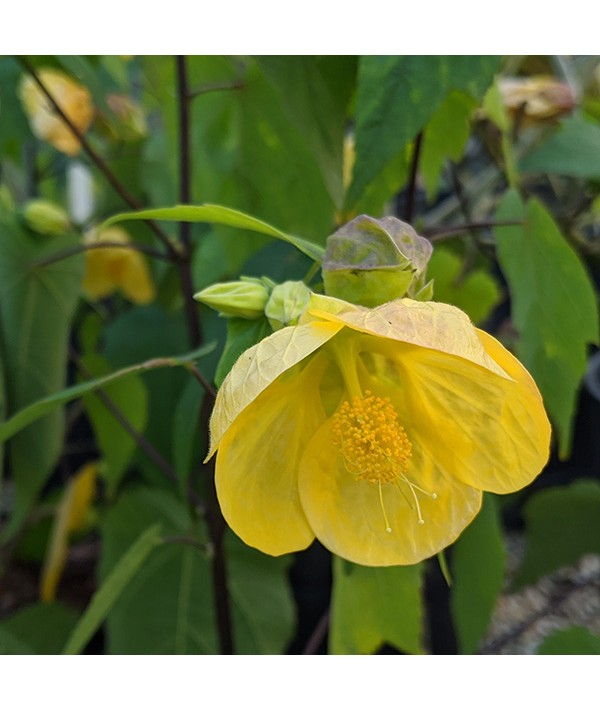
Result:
[494, 193, 599, 458]
[329, 556, 423, 654]
[450, 495, 506, 654]
[100, 488, 295, 654]
[0, 628, 33, 654]
[80, 353, 148, 499]
[101, 204, 325, 262]
[427, 247, 501, 324]
[512, 480, 600, 590]
[537, 626, 600, 655]
[215, 316, 271, 387]
[259, 56, 357, 209]
[421, 91, 477, 202]
[0, 602, 78, 654]
[520, 114, 600, 179]
[0, 344, 213, 449]
[346, 56, 500, 208]
[0, 206, 83, 538]
[63, 523, 163, 655]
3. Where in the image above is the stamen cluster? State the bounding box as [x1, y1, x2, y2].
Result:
[332, 392, 412, 484]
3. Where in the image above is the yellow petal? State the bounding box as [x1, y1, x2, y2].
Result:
[82, 248, 117, 300]
[19, 69, 93, 156]
[118, 250, 155, 305]
[298, 417, 482, 566]
[375, 340, 550, 494]
[207, 320, 342, 458]
[216, 356, 329, 555]
[40, 462, 97, 602]
[306, 293, 506, 377]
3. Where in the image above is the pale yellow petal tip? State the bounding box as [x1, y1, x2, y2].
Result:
[210, 291, 551, 567]
[19, 68, 94, 156]
[40, 462, 98, 602]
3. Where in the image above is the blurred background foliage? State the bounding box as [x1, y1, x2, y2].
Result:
[1, 54, 600, 655]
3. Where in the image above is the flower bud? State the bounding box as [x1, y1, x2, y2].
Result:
[22, 199, 71, 236]
[194, 278, 271, 320]
[323, 215, 433, 307]
[265, 281, 311, 331]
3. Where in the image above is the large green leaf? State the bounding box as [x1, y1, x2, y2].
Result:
[329, 556, 423, 654]
[102, 204, 325, 263]
[0, 207, 83, 538]
[259, 56, 357, 209]
[346, 56, 500, 208]
[520, 114, 600, 179]
[0, 602, 78, 654]
[450, 495, 506, 654]
[495, 193, 599, 457]
[100, 488, 295, 654]
[512, 480, 600, 590]
[537, 626, 600, 655]
[80, 353, 149, 499]
[421, 91, 477, 202]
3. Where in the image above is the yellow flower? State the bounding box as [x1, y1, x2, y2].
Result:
[19, 68, 93, 156]
[206, 293, 551, 567]
[82, 226, 155, 305]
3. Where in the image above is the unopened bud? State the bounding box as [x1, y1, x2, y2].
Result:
[22, 199, 71, 236]
[194, 278, 271, 319]
[265, 281, 311, 331]
[323, 215, 433, 307]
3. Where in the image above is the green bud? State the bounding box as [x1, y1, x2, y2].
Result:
[194, 279, 270, 319]
[22, 199, 71, 236]
[323, 215, 433, 307]
[265, 281, 311, 331]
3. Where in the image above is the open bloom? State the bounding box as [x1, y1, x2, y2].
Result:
[82, 226, 155, 305]
[19, 68, 93, 156]
[207, 294, 551, 566]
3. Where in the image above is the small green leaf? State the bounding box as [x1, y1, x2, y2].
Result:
[330, 556, 423, 654]
[0, 602, 78, 654]
[450, 495, 506, 654]
[512, 480, 600, 590]
[0, 343, 213, 449]
[495, 193, 599, 457]
[101, 204, 325, 262]
[427, 247, 501, 324]
[520, 114, 600, 179]
[63, 523, 163, 655]
[172, 378, 204, 497]
[537, 626, 600, 655]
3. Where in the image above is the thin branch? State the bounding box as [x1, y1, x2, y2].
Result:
[424, 219, 523, 242]
[302, 608, 330, 655]
[184, 362, 217, 400]
[69, 347, 205, 514]
[18, 57, 179, 261]
[404, 131, 424, 223]
[34, 240, 171, 269]
[187, 80, 244, 101]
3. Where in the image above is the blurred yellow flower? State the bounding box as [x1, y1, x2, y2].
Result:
[82, 226, 155, 304]
[19, 68, 93, 156]
[207, 293, 551, 567]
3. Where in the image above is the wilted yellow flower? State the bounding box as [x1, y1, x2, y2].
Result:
[82, 226, 155, 304]
[498, 76, 575, 123]
[19, 68, 93, 156]
[206, 293, 551, 567]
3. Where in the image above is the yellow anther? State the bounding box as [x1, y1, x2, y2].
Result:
[332, 392, 412, 485]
